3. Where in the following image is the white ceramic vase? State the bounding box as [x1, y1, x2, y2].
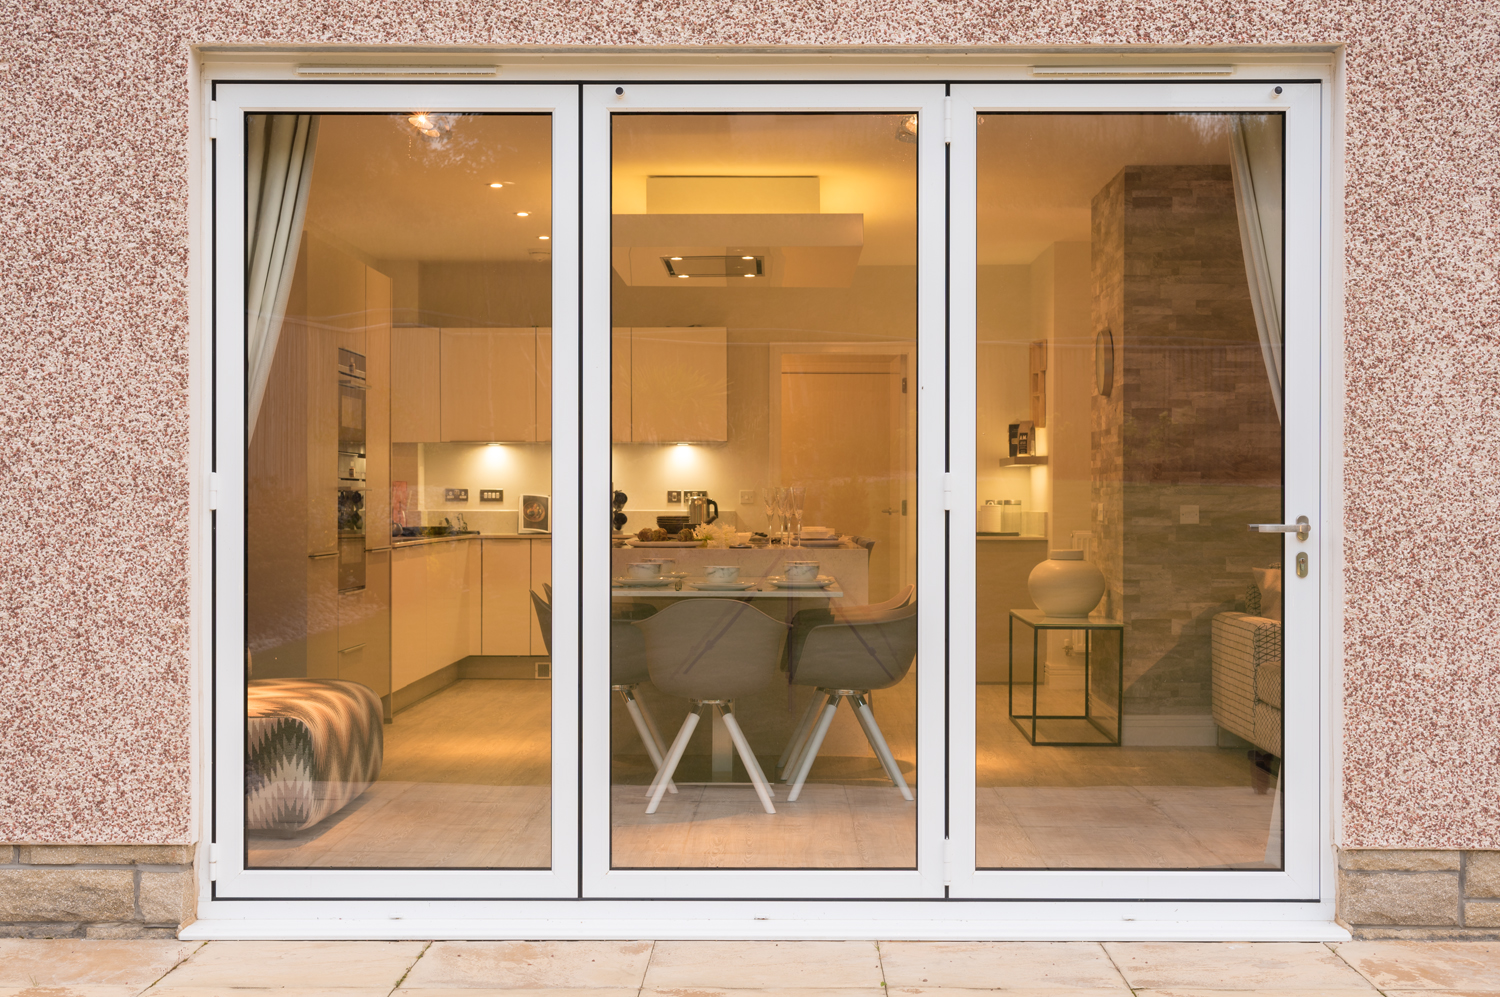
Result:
[1027, 550, 1106, 618]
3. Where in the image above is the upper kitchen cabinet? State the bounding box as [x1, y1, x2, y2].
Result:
[391, 326, 441, 443]
[617, 327, 728, 443]
[440, 328, 540, 442]
[536, 328, 552, 443]
[363, 270, 393, 550]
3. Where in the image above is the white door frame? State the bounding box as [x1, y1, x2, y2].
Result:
[580, 83, 950, 899]
[211, 82, 581, 899]
[946, 82, 1327, 901]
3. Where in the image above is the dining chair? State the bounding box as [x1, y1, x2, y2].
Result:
[635, 600, 791, 814]
[528, 589, 552, 656]
[611, 618, 675, 794]
[778, 602, 918, 803]
[777, 585, 914, 772]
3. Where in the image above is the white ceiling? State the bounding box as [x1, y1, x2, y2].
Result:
[977, 113, 1233, 265]
[304, 113, 553, 263]
[302, 110, 1235, 269]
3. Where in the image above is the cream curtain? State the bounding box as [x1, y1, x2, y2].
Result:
[1230, 114, 1284, 424]
[245, 113, 318, 439]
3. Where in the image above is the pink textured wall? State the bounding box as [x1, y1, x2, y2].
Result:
[2, 3, 1497, 849]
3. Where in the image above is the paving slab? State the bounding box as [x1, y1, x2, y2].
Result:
[0, 939, 200, 987]
[403, 941, 654, 989]
[643, 941, 882, 989]
[153, 941, 427, 989]
[1103, 942, 1376, 990]
[1335, 941, 1500, 990]
[878, 941, 1126, 990]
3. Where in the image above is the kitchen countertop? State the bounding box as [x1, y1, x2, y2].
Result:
[391, 533, 549, 548]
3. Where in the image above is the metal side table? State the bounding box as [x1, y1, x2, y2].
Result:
[1008, 609, 1124, 746]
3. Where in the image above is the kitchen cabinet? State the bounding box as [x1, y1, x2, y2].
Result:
[536, 327, 552, 443]
[338, 548, 390, 698]
[391, 540, 480, 692]
[614, 327, 727, 443]
[530, 539, 552, 655]
[364, 271, 393, 549]
[440, 328, 539, 442]
[480, 540, 532, 656]
[391, 326, 441, 443]
[612, 327, 632, 443]
[306, 553, 339, 679]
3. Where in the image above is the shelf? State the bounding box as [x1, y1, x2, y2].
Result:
[998, 455, 1048, 467]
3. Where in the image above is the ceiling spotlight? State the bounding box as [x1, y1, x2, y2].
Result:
[744, 273, 756, 278]
[677, 274, 690, 279]
[488, 182, 504, 188]
[895, 114, 919, 143]
[515, 211, 530, 217]
[538, 235, 550, 240]
[741, 256, 755, 260]
[670, 256, 683, 261]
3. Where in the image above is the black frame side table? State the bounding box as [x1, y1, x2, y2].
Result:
[1008, 608, 1125, 746]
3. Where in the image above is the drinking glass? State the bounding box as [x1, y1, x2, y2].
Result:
[761, 486, 781, 541]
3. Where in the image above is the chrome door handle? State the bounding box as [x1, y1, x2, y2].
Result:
[1249, 515, 1310, 542]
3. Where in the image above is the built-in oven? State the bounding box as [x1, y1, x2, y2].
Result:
[337, 348, 367, 593]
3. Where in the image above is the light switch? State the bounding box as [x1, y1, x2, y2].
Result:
[740, 489, 756, 504]
[666, 490, 682, 504]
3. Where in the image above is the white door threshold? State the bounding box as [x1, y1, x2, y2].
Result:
[183, 899, 1348, 941]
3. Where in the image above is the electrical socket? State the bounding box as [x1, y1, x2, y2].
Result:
[666, 490, 682, 504]
[444, 488, 469, 502]
[739, 489, 756, 504]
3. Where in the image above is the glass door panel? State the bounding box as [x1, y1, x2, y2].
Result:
[582, 84, 947, 898]
[215, 83, 579, 898]
[950, 83, 1324, 900]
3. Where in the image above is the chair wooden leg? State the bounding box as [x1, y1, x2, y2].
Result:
[787, 694, 842, 802]
[620, 687, 675, 794]
[778, 691, 822, 773]
[646, 707, 701, 814]
[717, 706, 775, 814]
[852, 692, 913, 801]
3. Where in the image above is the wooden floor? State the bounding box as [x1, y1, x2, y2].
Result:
[248, 678, 1277, 871]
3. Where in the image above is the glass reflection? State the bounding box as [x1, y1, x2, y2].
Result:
[608, 114, 919, 869]
[975, 113, 1286, 869]
[244, 113, 553, 868]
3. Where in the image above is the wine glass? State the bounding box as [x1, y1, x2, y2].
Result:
[786, 485, 806, 547]
[761, 486, 780, 542]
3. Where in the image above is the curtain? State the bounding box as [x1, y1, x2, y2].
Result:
[1230, 114, 1284, 424]
[245, 113, 319, 439]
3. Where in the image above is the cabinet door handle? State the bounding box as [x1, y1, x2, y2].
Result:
[1248, 515, 1310, 542]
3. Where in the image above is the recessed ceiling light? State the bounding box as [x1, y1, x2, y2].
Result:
[744, 273, 755, 277]
[677, 274, 690, 279]
[670, 256, 683, 261]
[742, 256, 754, 260]
[488, 182, 504, 188]
[515, 211, 530, 217]
[538, 235, 550, 240]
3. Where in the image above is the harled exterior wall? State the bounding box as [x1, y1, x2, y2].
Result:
[3, 0, 1499, 935]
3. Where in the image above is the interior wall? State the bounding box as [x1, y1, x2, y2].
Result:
[1091, 165, 1282, 718]
[416, 442, 553, 534]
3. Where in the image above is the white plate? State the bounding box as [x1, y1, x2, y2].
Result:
[765, 575, 836, 589]
[689, 580, 757, 591]
[624, 539, 703, 547]
[612, 576, 673, 587]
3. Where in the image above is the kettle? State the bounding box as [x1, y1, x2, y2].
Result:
[686, 492, 719, 526]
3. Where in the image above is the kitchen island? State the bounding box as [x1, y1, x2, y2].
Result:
[609, 543, 870, 606]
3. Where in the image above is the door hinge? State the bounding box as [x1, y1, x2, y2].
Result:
[943, 96, 953, 146]
[942, 473, 953, 511]
[207, 100, 218, 140]
[208, 842, 220, 881]
[943, 838, 953, 885]
[207, 472, 221, 510]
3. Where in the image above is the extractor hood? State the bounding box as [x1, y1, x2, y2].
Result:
[611, 212, 864, 288]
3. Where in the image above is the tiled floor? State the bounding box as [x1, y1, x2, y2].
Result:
[4, 939, 1500, 996]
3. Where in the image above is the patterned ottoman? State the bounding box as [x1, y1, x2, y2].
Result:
[246, 678, 384, 832]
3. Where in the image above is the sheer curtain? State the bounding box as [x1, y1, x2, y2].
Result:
[245, 113, 318, 439]
[1230, 114, 1284, 424]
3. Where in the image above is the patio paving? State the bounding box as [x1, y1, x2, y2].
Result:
[1, 939, 1499, 997]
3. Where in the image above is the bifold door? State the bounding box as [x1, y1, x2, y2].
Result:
[579, 83, 951, 900]
[212, 83, 580, 898]
[946, 82, 1326, 900]
[212, 77, 1326, 907]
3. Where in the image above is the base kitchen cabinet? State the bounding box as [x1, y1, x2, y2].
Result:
[480, 540, 532, 656]
[337, 548, 391, 700]
[391, 540, 480, 694]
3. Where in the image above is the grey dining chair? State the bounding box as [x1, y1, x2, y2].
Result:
[778, 602, 918, 803]
[776, 585, 914, 772]
[635, 600, 791, 815]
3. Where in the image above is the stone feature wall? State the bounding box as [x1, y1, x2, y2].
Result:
[1340, 848, 1500, 939]
[1090, 165, 1283, 718]
[0, 844, 194, 938]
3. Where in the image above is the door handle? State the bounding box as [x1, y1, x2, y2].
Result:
[1248, 515, 1310, 542]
